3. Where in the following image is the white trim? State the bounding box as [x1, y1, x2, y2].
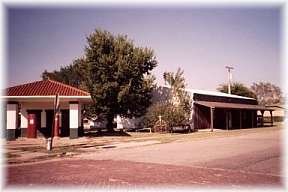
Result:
[6, 104, 18, 130]
[69, 103, 80, 129]
[1, 96, 91, 99]
[186, 88, 255, 100]
[159, 85, 255, 100]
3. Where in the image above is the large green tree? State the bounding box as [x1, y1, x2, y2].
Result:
[84, 30, 157, 131]
[217, 82, 257, 99]
[43, 29, 157, 132]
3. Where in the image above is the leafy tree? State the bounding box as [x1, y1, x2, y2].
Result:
[163, 68, 185, 90]
[163, 68, 191, 113]
[82, 29, 157, 131]
[217, 82, 256, 99]
[143, 101, 189, 129]
[42, 29, 157, 132]
[84, 30, 157, 131]
[251, 82, 282, 105]
[42, 58, 96, 118]
[42, 58, 88, 91]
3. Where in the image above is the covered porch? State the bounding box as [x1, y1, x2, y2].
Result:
[194, 101, 274, 131]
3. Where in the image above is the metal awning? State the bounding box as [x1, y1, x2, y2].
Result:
[194, 101, 274, 111]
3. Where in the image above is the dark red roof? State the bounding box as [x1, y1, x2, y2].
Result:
[6, 80, 90, 96]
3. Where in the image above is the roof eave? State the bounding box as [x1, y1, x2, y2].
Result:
[0, 95, 93, 104]
[1, 95, 91, 99]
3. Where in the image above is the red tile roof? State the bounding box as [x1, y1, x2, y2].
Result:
[5, 80, 90, 96]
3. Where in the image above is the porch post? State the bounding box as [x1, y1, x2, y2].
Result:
[190, 102, 195, 130]
[255, 110, 258, 128]
[251, 111, 254, 128]
[229, 111, 232, 129]
[69, 102, 80, 139]
[270, 110, 273, 127]
[260, 110, 264, 127]
[54, 113, 60, 137]
[59, 112, 62, 128]
[226, 110, 229, 130]
[6, 103, 18, 140]
[41, 110, 46, 128]
[78, 104, 83, 136]
[210, 107, 214, 132]
[239, 110, 242, 129]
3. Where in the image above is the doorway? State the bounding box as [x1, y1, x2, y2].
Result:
[46, 110, 54, 137]
[27, 110, 41, 138]
[61, 110, 70, 137]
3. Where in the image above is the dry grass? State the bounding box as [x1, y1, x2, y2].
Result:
[5, 123, 283, 164]
[125, 124, 283, 144]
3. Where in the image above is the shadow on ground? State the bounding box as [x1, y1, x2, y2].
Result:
[84, 130, 131, 137]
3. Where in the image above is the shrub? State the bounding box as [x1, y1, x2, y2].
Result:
[143, 101, 190, 129]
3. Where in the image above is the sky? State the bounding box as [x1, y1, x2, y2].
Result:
[7, 6, 282, 91]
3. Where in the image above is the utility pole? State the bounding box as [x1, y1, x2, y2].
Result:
[47, 93, 60, 151]
[225, 66, 234, 94]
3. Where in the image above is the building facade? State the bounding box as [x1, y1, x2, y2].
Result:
[141, 86, 274, 131]
[2, 80, 92, 140]
[188, 89, 274, 131]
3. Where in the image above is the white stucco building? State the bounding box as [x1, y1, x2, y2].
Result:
[2, 79, 92, 140]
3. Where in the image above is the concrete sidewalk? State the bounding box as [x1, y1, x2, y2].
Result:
[4, 135, 161, 164]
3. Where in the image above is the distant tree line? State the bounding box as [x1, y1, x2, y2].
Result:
[217, 82, 283, 106]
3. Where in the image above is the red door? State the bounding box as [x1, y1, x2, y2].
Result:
[27, 114, 37, 138]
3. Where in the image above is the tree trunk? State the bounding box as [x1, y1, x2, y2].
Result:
[106, 114, 115, 132]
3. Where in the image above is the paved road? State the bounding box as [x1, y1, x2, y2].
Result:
[81, 128, 282, 176]
[6, 128, 283, 188]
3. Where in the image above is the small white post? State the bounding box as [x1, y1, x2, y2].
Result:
[210, 107, 214, 132]
[47, 138, 52, 151]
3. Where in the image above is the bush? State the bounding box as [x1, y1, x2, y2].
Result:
[143, 101, 190, 129]
[143, 68, 192, 130]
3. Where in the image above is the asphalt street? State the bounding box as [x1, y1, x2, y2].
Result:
[81, 128, 282, 176]
[6, 128, 283, 188]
